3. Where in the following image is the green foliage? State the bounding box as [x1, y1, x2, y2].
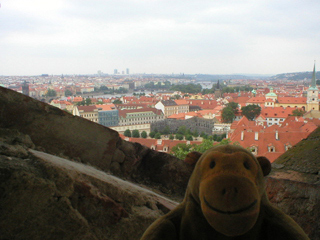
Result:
[65, 89, 73, 97]
[141, 131, 147, 138]
[170, 138, 232, 160]
[169, 134, 174, 140]
[113, 99, 122, 104]
[222, 106, 235, 123]
[227, 102, 239, 113]
[200, 132, 208, 139]
[46, 89, 57, 97]
[115, 87, 128, 94]
[149, 131, 156, 138]
[185, 135, 193, 141]
[161, 125, 171, 135]
[85, 98, 92, 105]
[177, 126, 187, 135]
[144, 81, 171, 90]
[170, 83, 202, 94]
[124, 129, 131, 137]
[155, 133, 161, 139]
[132, 129, 140, 138]
[175, 134, 184, 140]
[241, 104, 261, 121]
[219, 138, 231, 145]
[292, 108, 306, 116]
[99, 85, 109, 91]
[202, 85, 253, 94]
[193, 129, 199, 137]
[170, 143, 194, 160]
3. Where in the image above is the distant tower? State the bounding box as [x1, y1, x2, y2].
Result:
[307, 62, 319, 111]
[114, 69, 118, 74]
[22, 81, 29, 96]
[126, 68, 129, 75]
[214, 80, 222, 98]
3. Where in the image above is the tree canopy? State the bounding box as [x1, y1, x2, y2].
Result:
[241, 104, 261, 120]
[222, 106, 235, 123]
[141, 131, 147, 138]
[124, 129, 131, 137]
[170, 83, 202, 94]
[170, 139, 231, 160]
[132, 129, 140, 138]
[292, 108, 306, 116]
[46, 89, 57, 97]
[65, 89, 73, 97]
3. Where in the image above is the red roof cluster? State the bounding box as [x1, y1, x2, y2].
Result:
[120, 135, 202, 153]
[228, 116, 317, 162]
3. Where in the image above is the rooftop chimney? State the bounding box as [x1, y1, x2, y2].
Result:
[241, 131, 244, 141]
[275, 130, 279, 140]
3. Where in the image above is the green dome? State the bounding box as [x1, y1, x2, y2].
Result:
[266, 92, 277, 97]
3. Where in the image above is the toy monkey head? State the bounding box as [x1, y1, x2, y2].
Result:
[185, 145, 271, 237]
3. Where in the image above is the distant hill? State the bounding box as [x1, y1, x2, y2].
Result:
[271, 71, 320, 81]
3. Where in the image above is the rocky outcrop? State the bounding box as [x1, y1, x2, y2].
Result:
[0, 129, 177, 240]
[0, 86, 192, 198]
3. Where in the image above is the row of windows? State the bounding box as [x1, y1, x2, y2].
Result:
[82, 113, 98, 117]
[250, 145, 292, 154]
[266, 118, 285, 122]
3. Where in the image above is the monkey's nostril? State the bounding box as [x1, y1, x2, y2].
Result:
[222, 188, 226, 195]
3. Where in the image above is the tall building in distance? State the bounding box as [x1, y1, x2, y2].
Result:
[114, 69, 118, 74]
[22, 81, 29, 96]
[126, 68, 130, 75]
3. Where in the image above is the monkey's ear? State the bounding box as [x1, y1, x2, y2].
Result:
[257, 156, 271, 176]
[184, 151, 202, 166]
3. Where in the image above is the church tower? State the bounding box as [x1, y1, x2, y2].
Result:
[307, 62, 319, 111]
[214, 80, 222, 98]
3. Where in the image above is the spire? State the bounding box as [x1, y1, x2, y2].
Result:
[311, 61, 316, 88]
[308, 61, 318, 90]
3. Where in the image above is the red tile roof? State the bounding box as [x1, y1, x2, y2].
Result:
[276, 97, 306, 104]
[229, 117, 317, 162]
[260, 107, 294, 119]
[77, 105, 98, 112]
[120, 137, 202, 152]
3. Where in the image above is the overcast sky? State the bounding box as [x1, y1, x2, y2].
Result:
[1, 0, 320, 76]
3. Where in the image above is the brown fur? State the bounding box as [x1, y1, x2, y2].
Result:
[141, 145, 309, 240]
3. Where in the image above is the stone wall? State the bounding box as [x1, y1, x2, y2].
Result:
[151, 117, 214, 135]
[266, 177, 319, 239]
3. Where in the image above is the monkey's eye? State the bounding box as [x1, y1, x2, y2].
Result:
[209, 161, 216, 169]
[243, 161, 250, 170]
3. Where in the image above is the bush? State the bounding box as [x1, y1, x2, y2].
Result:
[155, 133, 161, 139]
[132, 130, 140, 138]
[141, 131, 147, 138]
[124, 129, 131, 137]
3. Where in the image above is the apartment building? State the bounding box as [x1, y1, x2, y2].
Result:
[118, 108, 164, 126]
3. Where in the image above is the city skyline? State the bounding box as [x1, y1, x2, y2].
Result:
[1, 0, 320, 76]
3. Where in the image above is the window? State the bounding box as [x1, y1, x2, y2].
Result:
[268, 146, 275, 152]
